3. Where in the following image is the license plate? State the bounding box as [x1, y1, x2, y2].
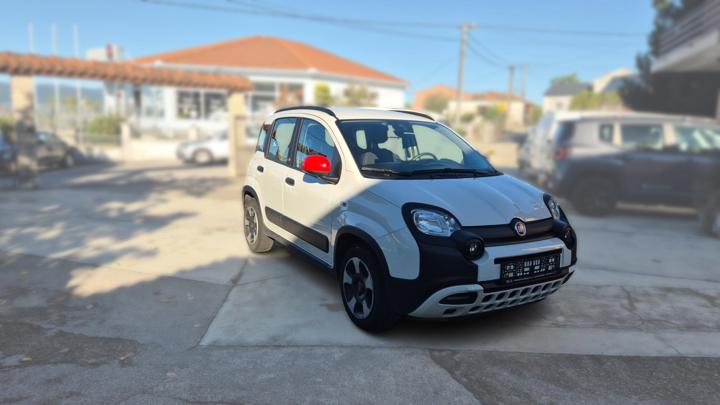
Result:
[500, 251, 561, 283]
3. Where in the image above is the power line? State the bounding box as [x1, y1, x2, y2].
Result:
[140, 0, 647, 39]
[466, 42, 508, 69]
[468, 35, 509, 66]
[140, 0, 457, 42]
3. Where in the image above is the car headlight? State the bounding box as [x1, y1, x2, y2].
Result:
[543, 194, 562, 220]
[411, 208, 461, 237]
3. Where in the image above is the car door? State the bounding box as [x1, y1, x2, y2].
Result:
[282, 117, 343, 262]
[261, 117, 299, 235]
[618, 122, 678, 203]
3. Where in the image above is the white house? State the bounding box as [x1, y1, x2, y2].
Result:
[104, 36, 406, 142]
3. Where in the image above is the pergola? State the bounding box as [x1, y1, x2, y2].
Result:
[0, 52, 254, 177]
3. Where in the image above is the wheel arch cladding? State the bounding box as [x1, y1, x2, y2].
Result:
[242, 185, 257, 200]
[334, 227, 389, 276]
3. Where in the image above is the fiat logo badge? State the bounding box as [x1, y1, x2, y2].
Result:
[514, 220, 527, 237]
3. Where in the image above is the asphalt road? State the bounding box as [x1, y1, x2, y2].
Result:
[1, 162, 719, 404]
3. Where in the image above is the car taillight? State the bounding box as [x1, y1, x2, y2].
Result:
[554, 147, 569, 161]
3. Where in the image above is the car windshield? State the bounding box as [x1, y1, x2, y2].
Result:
[336, 119, 499, 179]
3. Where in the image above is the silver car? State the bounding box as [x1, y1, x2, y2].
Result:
[176, 132, 229, 164]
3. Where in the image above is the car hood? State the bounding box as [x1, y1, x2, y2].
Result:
[366, 174, 550, 226]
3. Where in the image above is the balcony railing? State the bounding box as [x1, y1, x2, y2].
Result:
[658, 0, 720, 56]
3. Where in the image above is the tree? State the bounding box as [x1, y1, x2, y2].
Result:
[424, 93, 449, 113]
[551, 73, 580, 86]
[620, 0, 720, 117]
[314, 83, 334, 107]
[341, 84, 377, 107]
[570, 90, 623, 110]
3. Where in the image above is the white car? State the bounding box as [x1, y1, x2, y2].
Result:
[243, 106, 578, 331]
[176, 132, 229, 164]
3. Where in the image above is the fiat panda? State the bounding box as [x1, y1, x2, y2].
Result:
[243, 106, 577, 332]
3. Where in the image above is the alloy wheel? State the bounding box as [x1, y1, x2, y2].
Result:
[342, 257, 374, 320]
[244, 206, 259, 246]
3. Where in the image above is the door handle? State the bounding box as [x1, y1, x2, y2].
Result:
[285, 177, 295, 186]
[257, 165, 264, 172]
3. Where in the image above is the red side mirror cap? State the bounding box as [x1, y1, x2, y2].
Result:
[302, 155, 331, 175]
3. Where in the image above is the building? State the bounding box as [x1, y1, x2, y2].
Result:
[445, 91, 533, 130]
[542, 82, 590, 113]
[105, 36, 406, 141]
[412, 84, 472, 111]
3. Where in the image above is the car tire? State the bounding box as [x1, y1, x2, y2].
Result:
[339, 244, 400, 333]
[698, 192, 720, 238]
[571, 177, 617, 217]
[243, 195, 274, 253]
[62, 153, 75, 168]
[193, 149, 213, 165]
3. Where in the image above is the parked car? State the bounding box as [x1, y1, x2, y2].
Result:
[34, 131, 76, 168]
[243, 106, 578, 331]
[522, 112, 720, 234]
[176, 132, 229, 164]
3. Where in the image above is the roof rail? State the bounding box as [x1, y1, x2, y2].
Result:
[390, 109, 435, 121]
[274, 105, 337, 118]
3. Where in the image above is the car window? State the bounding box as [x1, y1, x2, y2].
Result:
[293, 119, 341, 178]
[675, 125, 720, 152]
[267, 118, 297, 164]
[620, 124, 663, 151]
[598, 123, 614, 144]
[256, 125, 269, 152]
[554, 121, 575, 144]
[36, 132, 49, 143]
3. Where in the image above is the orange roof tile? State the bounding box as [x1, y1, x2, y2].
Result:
[0, 52, 253, 92]
[134, 36, 404, 85]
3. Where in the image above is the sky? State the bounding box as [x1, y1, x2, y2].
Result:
[0, 0, 655, 104]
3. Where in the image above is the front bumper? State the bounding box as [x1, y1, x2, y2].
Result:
[409, 269, 573, 318]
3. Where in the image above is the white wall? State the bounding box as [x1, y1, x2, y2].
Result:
[543, 95, 573, 113]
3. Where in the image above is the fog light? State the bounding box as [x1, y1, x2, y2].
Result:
[465, 239, 484, 260]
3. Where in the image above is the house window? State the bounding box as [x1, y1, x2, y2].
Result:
[141, 86, 164, 118]
[177, 91, 201, 119]
[204, 92, 227, 121]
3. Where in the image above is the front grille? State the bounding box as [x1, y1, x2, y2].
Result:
[464, 277, 564, 315]
[464, 217, 555, 246]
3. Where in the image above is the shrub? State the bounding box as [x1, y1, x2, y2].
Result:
[86, 115, 123, 136]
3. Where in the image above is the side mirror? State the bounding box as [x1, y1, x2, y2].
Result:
[302, 155, 331, 176]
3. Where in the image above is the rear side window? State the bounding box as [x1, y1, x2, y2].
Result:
[621, 124, 663, 150]
[267, 118, 298, 164]
[598, 123, 614, 144]
[554, 121, 575, 144]
[256, 125, 269, 152]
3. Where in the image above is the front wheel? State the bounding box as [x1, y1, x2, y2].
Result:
[571, 177, 617, 217]
[339, 245, 400, 332]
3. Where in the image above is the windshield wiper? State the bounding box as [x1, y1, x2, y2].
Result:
[409, 168, 500, 177]
[360, 167, 412, 177]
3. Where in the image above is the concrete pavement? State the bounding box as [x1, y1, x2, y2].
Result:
[1, 162, 720, 403]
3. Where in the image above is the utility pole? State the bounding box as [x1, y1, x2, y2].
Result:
[73, 24, 84, 143]
[507, 64, 516, 96]
[455, 23, 476, 128]
[519, 64, 528, 100]
[51, 24, 60, 132]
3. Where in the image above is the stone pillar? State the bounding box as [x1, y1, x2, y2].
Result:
[10, 75, 38, 188]
[227, 91, 249, 178]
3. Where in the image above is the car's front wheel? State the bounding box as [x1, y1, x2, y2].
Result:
[571, 177, 617, 216]
[339, 245, 399, 332]
[243, 196, 274, 253]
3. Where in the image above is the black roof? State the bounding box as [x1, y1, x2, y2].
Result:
[544, 82, 590, 97]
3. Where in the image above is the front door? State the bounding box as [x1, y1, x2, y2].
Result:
[283, 118, 343, 263]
